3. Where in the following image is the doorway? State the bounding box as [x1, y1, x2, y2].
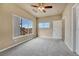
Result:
[52, 20, 62, 39]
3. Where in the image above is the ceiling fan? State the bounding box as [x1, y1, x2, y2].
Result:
[31, 3, 52, 13]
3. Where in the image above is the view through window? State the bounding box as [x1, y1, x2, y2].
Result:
[20, 18, 32, 35]
[39, 22, 50, 29]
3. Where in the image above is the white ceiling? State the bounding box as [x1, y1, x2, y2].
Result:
[17, 3, 67, 17]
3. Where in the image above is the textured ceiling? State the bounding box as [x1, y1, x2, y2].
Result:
[17, 3, 67, 17]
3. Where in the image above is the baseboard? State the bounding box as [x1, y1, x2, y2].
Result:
[39, 36, 62, 39]
[76, 51, 79, 55]
[53, 38, 62, 40]
[64, 41, 73, 52]
[0, 37, 34, 53]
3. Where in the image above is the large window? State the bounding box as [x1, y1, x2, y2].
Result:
[13, 15, 32, 38]
[39, 22, 50, 29]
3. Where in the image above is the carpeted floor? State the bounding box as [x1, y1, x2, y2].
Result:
[0, 37, 77, 56]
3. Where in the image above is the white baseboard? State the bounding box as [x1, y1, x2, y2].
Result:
[0, 37, 34, 53]
[76, 50, 79, 55]
[64, 41, 73, 52]
[38, 36, 62, 40]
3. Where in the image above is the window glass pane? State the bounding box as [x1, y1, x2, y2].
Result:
[39, 23, 50, 28]
[22, 18, 30, 28]
[21, 18, 32, 35]
[13, 15, 21, 37]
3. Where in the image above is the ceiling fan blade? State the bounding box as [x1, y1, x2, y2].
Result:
[43, 10, 46, 13]
[31, 5, 38, 7]
[32, 9, 38, 13]
[45, 6, 52, 8]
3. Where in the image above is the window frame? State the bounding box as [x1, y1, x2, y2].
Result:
[12, 15, 33, 40]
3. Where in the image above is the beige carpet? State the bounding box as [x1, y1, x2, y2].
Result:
[0, 37, 77, 56]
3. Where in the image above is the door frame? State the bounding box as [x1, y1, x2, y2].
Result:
[72, 3, 78, 54]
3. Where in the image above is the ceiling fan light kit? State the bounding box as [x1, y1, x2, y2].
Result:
[38, 6, 45, 11]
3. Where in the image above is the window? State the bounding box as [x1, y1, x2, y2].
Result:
[39, 23, 50, 29]
[20, 18, 32, 35]
[13, 15, 32, 38]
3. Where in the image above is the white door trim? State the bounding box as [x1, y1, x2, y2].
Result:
[72, 3, 79, 55]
